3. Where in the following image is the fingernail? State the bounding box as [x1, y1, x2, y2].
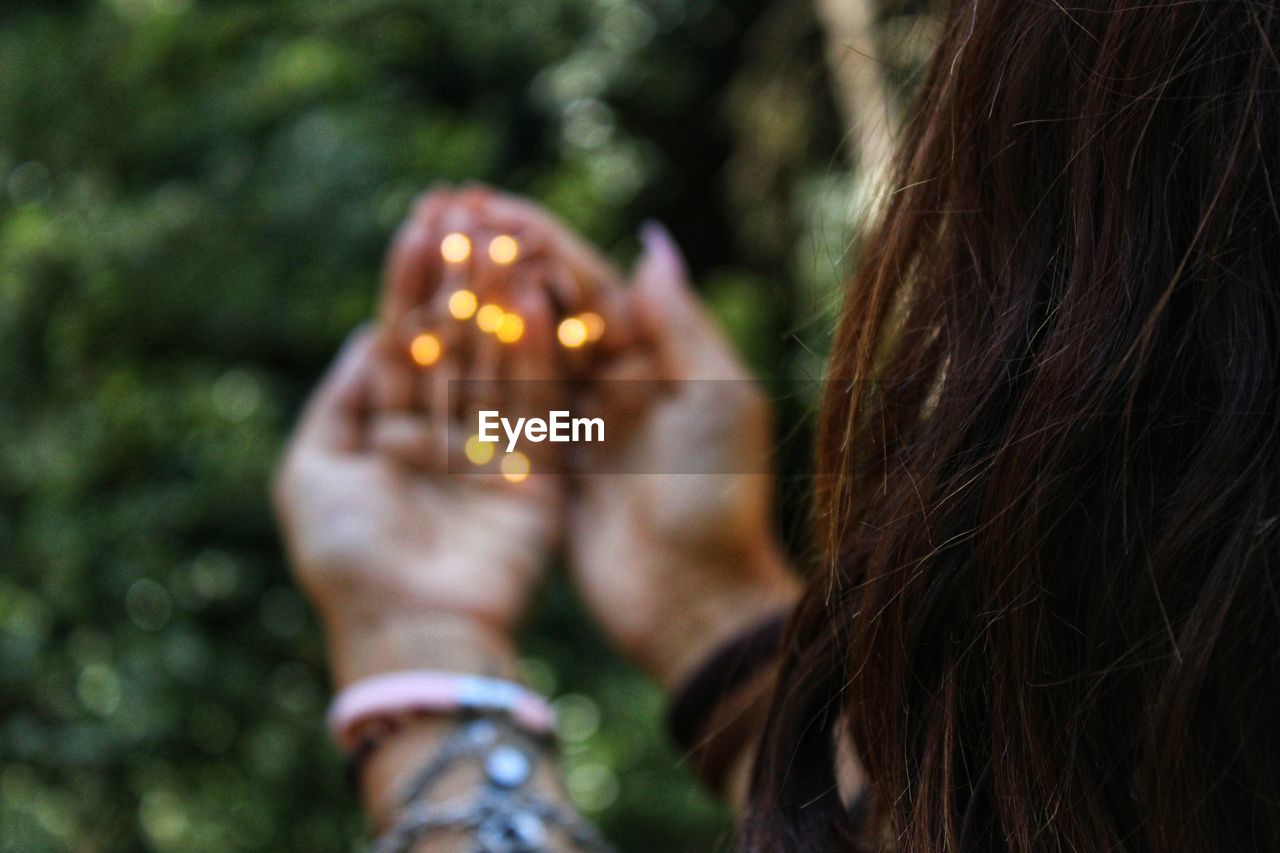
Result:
[638, 220, 687, 284]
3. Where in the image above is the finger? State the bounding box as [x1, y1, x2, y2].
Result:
[465, 324, 502, 422]
[462, 190, 637, 357]
[367, 411, 450, 471]
[433, 202, 480, 316]
[570, 350, 662, 468]
[294, 327, 378, 452]
[467, 191, 623, 301]
[380, 190, 452, 334]
[458, 348, 500, 441]
[508, 286, 570, 474]
[506, 282, 564, 414]
[631, 221, 745, 381]
[382, 199, 481, 412]
[466, 228, 513, 386]
[543, 259, 596, 379]
[370, 336, 419, 412]
[423, 352, 461, 450]
[577, 268, 637, 358]
[541, 254, 585, 312]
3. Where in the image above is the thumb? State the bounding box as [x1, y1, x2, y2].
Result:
[631, 222, 743, 380]
[295, 326, 377, 451]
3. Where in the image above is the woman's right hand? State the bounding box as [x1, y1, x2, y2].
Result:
[458, 191, 800, 689]
[565, 223, 801, 689]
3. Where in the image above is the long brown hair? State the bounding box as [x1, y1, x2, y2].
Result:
[747, 1, 1280, 850]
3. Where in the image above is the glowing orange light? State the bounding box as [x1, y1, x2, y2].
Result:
[476, 304, 505, 333]
[409, 332, 442, 367]
[440, 232, 472, 264]
[501, 451, 530, 483]
[465, 434, 496, 466]
[557, 317, 588, 348]
[448, 289, 478, 320]
[579, 311, 605, 342]
[488, 235, 519, 265]
[495, 313, 525, 344]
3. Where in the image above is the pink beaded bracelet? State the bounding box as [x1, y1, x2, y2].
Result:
[327, 671, 557, 753]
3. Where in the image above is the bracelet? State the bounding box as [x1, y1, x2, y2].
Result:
[372, 715, 613, 853]
[344, 715, 403, 791]
[328, 671, 557, 754]
[665, 610, 789, 754]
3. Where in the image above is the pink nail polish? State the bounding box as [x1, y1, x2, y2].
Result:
[639, 220, 687, 283]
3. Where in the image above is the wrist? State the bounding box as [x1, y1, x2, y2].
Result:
[323, 609, 519, 689]
[647, 543, 801, 691]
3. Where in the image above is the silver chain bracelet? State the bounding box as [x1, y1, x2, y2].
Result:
[371, 716, 614, 853]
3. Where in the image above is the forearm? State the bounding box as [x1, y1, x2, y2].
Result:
[657, 545, 803, 811]
[646, 541, 802, 692]
[323, 613, 588, 851]
[326, 613, 516, 825]
[360, 716, 570, 852]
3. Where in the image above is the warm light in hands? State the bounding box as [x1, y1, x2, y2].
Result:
[500, 451, 530, 483]
[465, 434, 496, 466]
[448, 289, 478, 320]
[476, 304, 505, 333]
[488, 235, 519, 265]
[579, 311, 605, 342]
[409, 332, 442, 366]
[440, 232, 472, 264]
[495, 313, 524, 344]
[557, 317, 588, 348]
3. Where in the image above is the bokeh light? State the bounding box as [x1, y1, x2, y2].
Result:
[580, 311, 606, 341]
[500, 451, 530, 483]
[448, 288, 478, 320]
[440, 232, 472, 264]
[409, 332, 442, 366]
[488, 234, 519, 265]
[476, 304, 505, 333]
[495, 313, 525, 344]
[465, 434, 496, 466]
[557, 316, 588, 348]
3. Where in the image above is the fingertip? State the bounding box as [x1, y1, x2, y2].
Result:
[518, 283, 554, 341]
[382, 214, 442, 325]
[411, 186, 453, 221]
[509, 284, 558, 380]
[635, 220, 691, 300]
[455, 183, 497, 211]
[639, 219, 682, 261]
[322, 324, 377, 396]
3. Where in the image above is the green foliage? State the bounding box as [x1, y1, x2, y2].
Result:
[0, 0, 851, 849]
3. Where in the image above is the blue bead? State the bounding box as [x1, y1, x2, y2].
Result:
[485, 745, 532, 788]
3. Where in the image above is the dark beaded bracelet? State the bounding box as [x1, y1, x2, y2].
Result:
[344, 715, 403, 792]
[665, 610, 790, 755]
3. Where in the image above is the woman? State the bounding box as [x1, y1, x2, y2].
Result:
[274, 0, 1280, 849]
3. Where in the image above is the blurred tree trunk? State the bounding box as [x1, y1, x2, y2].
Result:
[814, 0, 897, 191]
[816, 0, 944, 227]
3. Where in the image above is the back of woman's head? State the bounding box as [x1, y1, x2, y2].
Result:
[746, 1, 1280, 850]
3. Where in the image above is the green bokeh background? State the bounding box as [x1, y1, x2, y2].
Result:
[0, 0, 860, 849]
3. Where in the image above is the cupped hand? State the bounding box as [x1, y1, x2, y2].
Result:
[272, 192, 567, 685]
[460, 191, 801, 689]
[568, 224, 801, 688]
